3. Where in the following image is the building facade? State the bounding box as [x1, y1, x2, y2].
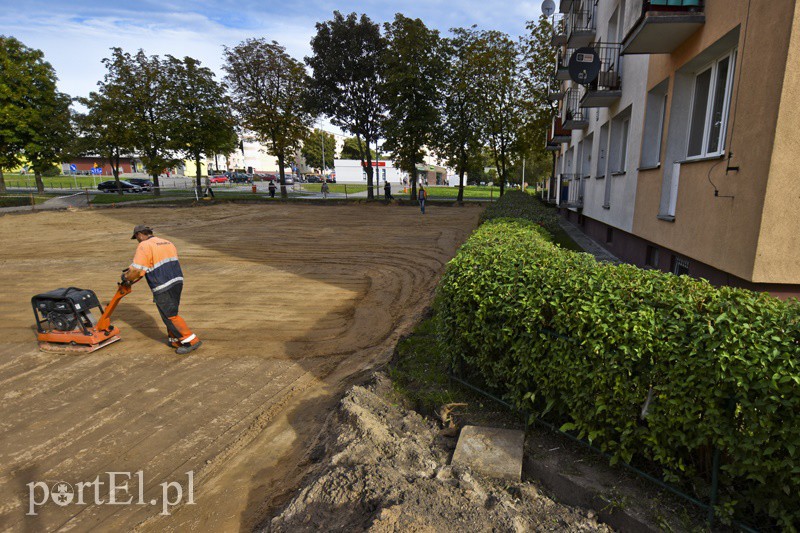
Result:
[547, 0, 800, 296]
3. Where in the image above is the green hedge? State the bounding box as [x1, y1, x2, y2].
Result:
[480, 190, 561, 235]
[435, 195, 800, 528]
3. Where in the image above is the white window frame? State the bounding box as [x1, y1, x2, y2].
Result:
[685, 49, 737, 160]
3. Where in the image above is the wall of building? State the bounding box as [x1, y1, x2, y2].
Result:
[333, 159, 408, 184]
[631, 0, 796, 282]
[752, 0, 800, 283]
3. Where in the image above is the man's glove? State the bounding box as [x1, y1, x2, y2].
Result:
[121, 268, 132, 287]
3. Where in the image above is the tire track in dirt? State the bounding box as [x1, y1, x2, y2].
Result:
[0, 203, 481, 532]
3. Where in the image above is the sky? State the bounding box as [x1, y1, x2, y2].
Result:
[0, 0, 548, 103]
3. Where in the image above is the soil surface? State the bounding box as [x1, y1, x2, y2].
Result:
[266, 373, 611, 532]
[0, 203, 480, 532]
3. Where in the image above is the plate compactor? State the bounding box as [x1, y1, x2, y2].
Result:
[32, 284, 132, 353]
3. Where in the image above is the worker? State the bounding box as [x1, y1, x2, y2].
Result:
[383, 180, 393, 200]
[123, 225, 202, 355]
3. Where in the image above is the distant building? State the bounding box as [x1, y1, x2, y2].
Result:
[333, 159, 409, 184]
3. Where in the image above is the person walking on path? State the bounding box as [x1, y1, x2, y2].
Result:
[268, 180, 277, 198]
[418, 185, 427, 214]
[123, 225, 202, 355]
[321, 181, 329, 199]
[204, 175, 215, 198]
[384, 180, 394, 200]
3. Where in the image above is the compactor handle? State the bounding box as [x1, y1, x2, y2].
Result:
[96, 281, 135, 332]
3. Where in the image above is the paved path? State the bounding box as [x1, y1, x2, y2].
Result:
[0, 191, 89, 215]
[558, 218, 620, 263]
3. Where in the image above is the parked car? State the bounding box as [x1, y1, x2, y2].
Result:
[283, 175, 295, 185]
[97, 180, 142, 193]
[262, 174, 278, 182]
[226, 172, 252, 184]
[306, 175, 322, 183]
[127, 178, 154, 191]
[209, 175, 229, 184]
[325, 176, 336, 183]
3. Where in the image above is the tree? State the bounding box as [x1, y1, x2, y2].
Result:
[115, 49, 179, 196]
[0, 36, 71, 193]
[382, 14, 443, 203]
[306, 11, 386, 200]
[75, 88, 134, 195]
[302, 128, 336, 172]
[434, 27, 486, 202]
[340, 136, 375, 160]
[518, 15, 558, 189]
[165, 55, 237, 196]
[475, 30, 525, 197]
[223, 38, 314, 199]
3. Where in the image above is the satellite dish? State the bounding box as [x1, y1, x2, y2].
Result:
[568, 47, 601, 85]
[542, 0, 556, 16]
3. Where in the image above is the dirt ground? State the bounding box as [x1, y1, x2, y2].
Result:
[0, 202, 481, 532]
[266, 373, 611, 533]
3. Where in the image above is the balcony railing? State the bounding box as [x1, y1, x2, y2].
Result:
[568, 0, 598, 48]
[580, 43, 623, 107]
[548, 75, 565, 101]
[622, 0, 705, 54]
[551, 15, 568, 46]
[562, 88, 588, 130]
[564, 174, 585, 208]
[555, 48, 573, 81]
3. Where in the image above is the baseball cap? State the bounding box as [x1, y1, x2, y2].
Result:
[131, 224, 153, 239]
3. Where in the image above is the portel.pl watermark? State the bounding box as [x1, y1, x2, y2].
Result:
[27, 471, 195, 516]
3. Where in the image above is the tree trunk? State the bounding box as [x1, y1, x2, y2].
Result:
[409, 164, 418, 204]
[195, 156, 203, 197]
[35, 171, 44, 194]
[0, 167, 6, 193]
[152, 172, 161, 197]
[278, 153, 288, 199]
[111, 152, 123, 195]
[458, 169, 465, 203]
[364, 137, 374, 201]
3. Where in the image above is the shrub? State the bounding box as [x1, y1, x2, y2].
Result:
[435, 194, 800, 528]
[480, 190, 560, 236]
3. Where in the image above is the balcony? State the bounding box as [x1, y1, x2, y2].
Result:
[622, 0, 705, 55]
[548, 75, 565, 101]
[559, 0, 576, 13]
[555, 48, 573, 81]
[550, 116, 571, 143]
[568, 0, 598, 48]
[580, 43, 623, 107]
[551, 15, 568, 46]
[562, 88, 589, 130]
[564, 174, 585, 208]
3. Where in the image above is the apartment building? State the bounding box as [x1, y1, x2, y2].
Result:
[546, 0, 800, 297]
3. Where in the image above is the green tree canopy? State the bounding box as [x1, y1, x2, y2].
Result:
[165, 55, 237, 195]
[301, 128, 336, 171]
[434, 26, 487, 202]
[340, 136, 375, 160]
[382, 14, 443, 202]
[306, 11, 386, 199]
[223, 38, 314, 198]
[0, 36, 72, 193]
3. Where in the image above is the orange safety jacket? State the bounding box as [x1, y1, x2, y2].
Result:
[130, 236, 184, 293]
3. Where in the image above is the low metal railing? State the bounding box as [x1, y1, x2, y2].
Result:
[586, 42, 622, 91]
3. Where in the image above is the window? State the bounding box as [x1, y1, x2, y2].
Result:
[686, 51, 736, 159]
[645, 245, 659, 267]
[640, 79, 668, 168]
[619, 118, 629, 172]
[671, 256, 690, 276]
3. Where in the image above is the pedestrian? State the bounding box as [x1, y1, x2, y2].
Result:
[418, 185, 427, 214]
[204, 175, 215, 198]
[268, 180, 277, 198]
[122, 225, 202, 355]
[384, 180, 393, 200]
[321, 180, 329, 199]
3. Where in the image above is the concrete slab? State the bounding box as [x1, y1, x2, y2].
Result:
[451, 425, 525, 481]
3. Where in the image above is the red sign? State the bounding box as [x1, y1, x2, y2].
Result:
[361, 161, 386, 167]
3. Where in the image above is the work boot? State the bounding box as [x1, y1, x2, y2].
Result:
[176, 340, 202, 355]
[166, 338, 181, 348]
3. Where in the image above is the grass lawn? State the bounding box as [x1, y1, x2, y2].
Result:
[0, 194, 55, 207]
[299, 183, 369, 194]
[424, 186, 501, 199]
[4, 175, 104, 189]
